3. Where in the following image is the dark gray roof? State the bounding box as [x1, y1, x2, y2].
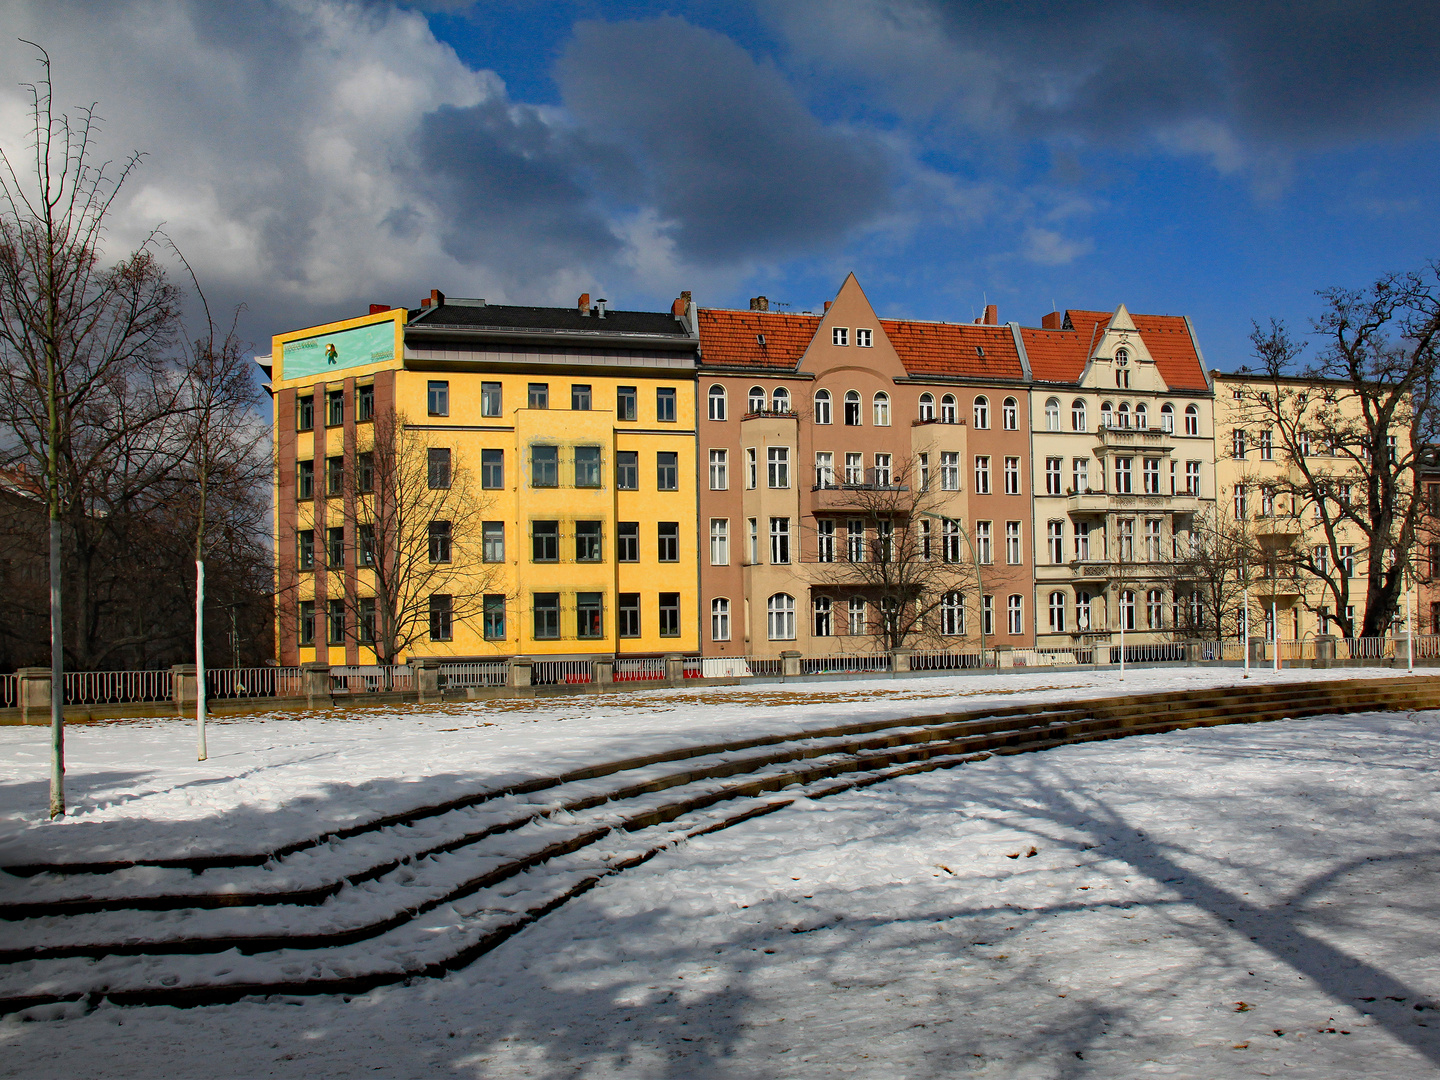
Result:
[411, 302, 688, 338]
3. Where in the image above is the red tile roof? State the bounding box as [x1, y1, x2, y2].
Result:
[697, 309, 820, 369]
[879, 320, 1024, 379]
[1023, 309, 1208, 391]
[1131, 314, 1208, 391]
[1020, 326, 1089, 382]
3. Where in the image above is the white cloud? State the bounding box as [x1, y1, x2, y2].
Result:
[1021, 227, 1092, 267]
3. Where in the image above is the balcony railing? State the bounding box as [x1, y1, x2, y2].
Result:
[1066, 491, 1201, 514]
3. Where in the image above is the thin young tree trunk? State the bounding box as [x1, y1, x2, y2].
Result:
[195, 557, 206, 760]
[48, 516, 63, 818]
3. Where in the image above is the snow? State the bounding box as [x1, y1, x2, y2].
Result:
[5, 667, 1440, 1077]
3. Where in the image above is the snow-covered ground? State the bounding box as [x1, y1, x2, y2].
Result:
[5, 667, 1440, 1077]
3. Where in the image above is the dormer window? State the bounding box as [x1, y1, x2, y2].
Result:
[1115, 348, 1130, 366]
[832, 327, 849, 346]
[856, 328, 873, 347]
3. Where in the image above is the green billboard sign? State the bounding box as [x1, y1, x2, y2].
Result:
[282, 319, 396, 380]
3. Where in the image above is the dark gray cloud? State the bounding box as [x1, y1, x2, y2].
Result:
[555, 16, 893, 262]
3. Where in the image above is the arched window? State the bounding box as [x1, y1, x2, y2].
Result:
[1116, 402, 1131, 429]
[710, 597, 730, 641]
[1115, 347, 1130, 367]
[1045, 397, 1060, 431]
[1071, 399, 1087, 432]
[767, 593, 795, 640]
[814, 389, 832, 425]
[844, 390, 862, 426]
[1147, 589, 1164, 630]
[973, 396, 990, 429]
[940, 394, 957, 424]
[1002, 397, 1018, 430]
[707, 384, 726, 422]
[919, 393, 935, 421]
[1100, 401, 1113, 428]
[748, 386, 766, 413]
[812, 596, 832, 637]
[1119, 590, 1136, 631]
[1049, 591, 1066, 632]
[1184, 404, 1199, 436]
[1160, 403, 1174, 433]
[1076, 590, 1092, 631]
[771, 386, 790, 413]
[873, 392, 890, 427]
[1134, 402, 1148, 430]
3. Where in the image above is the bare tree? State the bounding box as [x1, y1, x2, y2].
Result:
[1247, 266, 1440, 637]
[812, 457, 979, 652]
[1159, 506, 1255, 640]
[345, 408, 496, 666]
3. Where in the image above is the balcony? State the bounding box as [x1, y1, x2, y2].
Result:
[1254, 516, 1302, 548]
[1066, 491, 1200, 516]
[1069, 559, 1113, 580]
[1095, 425, 1175, 453]
[811, 483, 910, 511]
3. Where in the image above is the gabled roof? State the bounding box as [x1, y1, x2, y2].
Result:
[1024, 309, 1208, 390]
[879, 320, 1024, 379]
[697, 309, 821, 370]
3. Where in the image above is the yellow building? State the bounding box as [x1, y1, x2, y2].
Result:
[260, 290, 701, 666]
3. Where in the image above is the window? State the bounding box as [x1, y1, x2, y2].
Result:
[571, 384, 591, 411]
[1049, 592, 1066, 633]
[1299, 431, 1312, 457]
[1114, 457, 1132, 494]
[707, 384, 726, 421]
[1134, 403, 1148, 430]
[296, 392, 314, 432]
[918, 453, 930, 490]
[482, 521, 505, 563]
[1117, 402, 1131, 429]
[531, 445, 558, 488]
[428, 447, 451, 490]
[358, 524, 375, 567]
[1002, 397, 1018, 430]
[528, 383, 549, 409]
[618, 595, 640, 640]
[847, 519, 865, 562]
[973, 396, 989, 429]
[941, 452, 960, 491]
[848, 596, 866, 636]
[356, 451, 374, 493]
[297, 460, 314, 500]
[481, 382, 502, 417]
[1045, 398, 1060, 431]
[1160, 403, 1174, 432]
[767, 446, 790, 488]
[428, 520, 452, 563]
[532, 520, 559, 562]
[814, 389, 832, 425]
[358, 598, 376, 644]
[1147, 589, 1164, 630]
[327, 599, 345, 645]
[617, 522, 639, 562]
[711, 598, 730, 641]
[1339, 546, 1355, 577]
[1185, 404, 1198, 435]
[1073, 457, 1089, 492]
[617, 385, 637, 421]
[816, 519, 836, 562]
[1045, 457, 1062, 495]
[326, 389, 344, 427]
[940, 395, 957, 424]
[1233, 484, 1247, 518]
[575, 445, 602, 488]
[940, 592, 964, 636]
[981, 595, 994, 637]
[942, 518, 962, 563]
[1145, 519, 1161, 562]
[919, 518, 931, 559]
[919, 393, 935, 421]
[1431, 543, 1440, 579]
[1232, 429, 1246, 458]
[576, 592, 603, 638]
[356, 384, 374, 422]
[770, 517, 790, 564]
[297, 529, 315, 571]
[874, 453, 892, 487]
[815, 452, 834, 488]
[710, 519, 729, 565]
[575, 520, 603, 562]
[1118, 518, 1135, 561]
[813, 596, 832, 637]
[772, 387, 790, 413]
[746, 448, 758, 489]
[327, 455, 343, 496]
[856, 328, 873, 347]
[748, 385, 766, 413]
[1260, 486, 1274, 516]
[327, 527, 344, 567]
[1119, 590, 1135, 631]
[427, 380, 449, 416]
[832, 327, 849, 346]
[873, 392, 890, 426]
[481, 449, 504, 490]
[483, 595, 506, 640]
[657, 451, 679, 491]
[974, 456, 991, 494]
[299, 599, 315, 646]
[656, 387, 676, 422]
[1004, 456, 1020, 495]
[616, 451, 638, 491]
[874, 519, 894, 562]
[533, 593, 560, 639]
[659, 593, 680, 637]
[845, 452, 863, 485]
[658, 521, 679, 562]
[1142, 457, 1160, 495]
[1259, 429, 1273, 460]
[1314, 545, 1331, 574]
[1048, 521, 1064, 564]
[844, 390, 861, 425]
[1185, 461, 1200, 496]
[429, 594, 453, 641]
[709, 449, 728, 490]
[1074, 521, 1090, 561]
[1100, 401, 1113, 428]
[975, 520, 992, 564]
[1006, 521, 1021, 564]
[748, 519, 758, 563]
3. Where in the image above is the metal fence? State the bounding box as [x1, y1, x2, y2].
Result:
[1110, 643, 1190, 664]
[331, 665, 415, 694]
[531, 659, 594, 686]
[1012, 647, 1094, 667]
[614, 658, 666, 682]
[63, 669, 173, 706]
[206, 666, 304, 699]
[439, 661, 510, 689]
[0, 674, 14, 709]
[910, 649, 987, 671]
[801, 653, 892, 675]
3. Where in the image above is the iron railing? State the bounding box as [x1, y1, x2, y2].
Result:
[439, 661, 510, 689]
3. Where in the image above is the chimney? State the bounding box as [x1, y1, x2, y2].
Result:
[578, 292, 591, 316]
[428, 289, 445, 309]
[1041, 311, 1064, 330]
[749, 295, 769, 312]
[420, 297, 431, 308]
[369, 304, 391, 315]
[671, 293, 686, 319]
[983, 304, 998, 325]
[823, 300, 833, 313]
[595, 298, 607, 319]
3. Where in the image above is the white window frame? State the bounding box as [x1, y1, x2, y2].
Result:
[709, 449, 728, 490]
[767, 593, 796, 640]
[709, 518, 729, 566]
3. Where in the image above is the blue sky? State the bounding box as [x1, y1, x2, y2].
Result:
[3, 0, 1437, 369]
